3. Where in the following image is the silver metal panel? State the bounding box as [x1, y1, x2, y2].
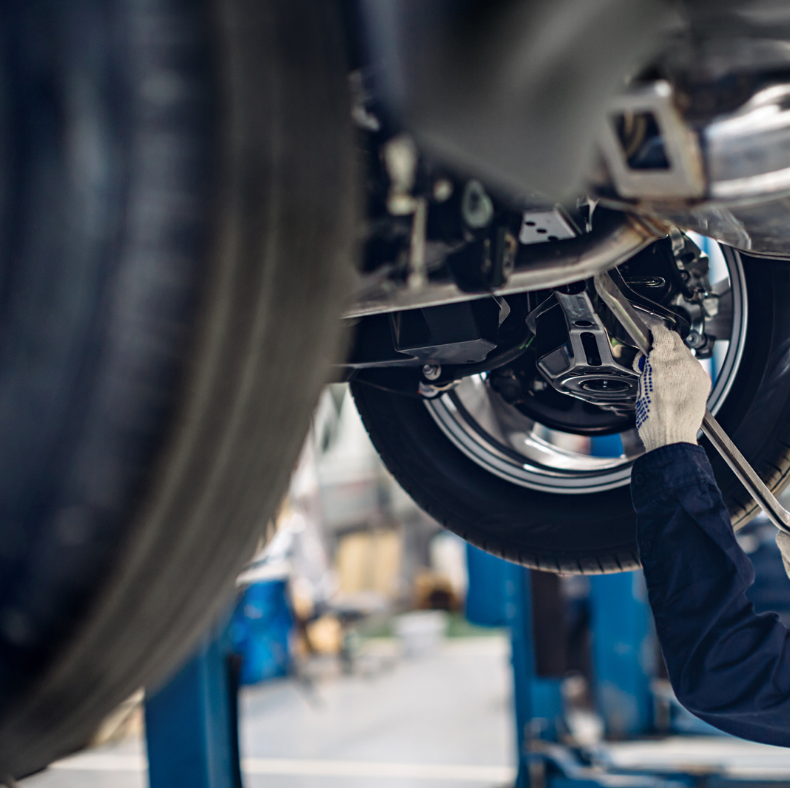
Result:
[519, 209, 576, 244]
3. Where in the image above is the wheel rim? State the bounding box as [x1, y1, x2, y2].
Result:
[425, 241, 747, 494]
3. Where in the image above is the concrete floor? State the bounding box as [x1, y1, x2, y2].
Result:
[23, 633, 790, 788]
[21, 636, 516, 788]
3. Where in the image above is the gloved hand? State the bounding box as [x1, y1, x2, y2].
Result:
[776, 532, 790, 580]
[633, 323, 711, 453]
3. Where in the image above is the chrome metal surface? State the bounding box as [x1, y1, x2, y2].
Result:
[427, 375, 638, 494]
[596, 77, 790, 257]
[599, 79, 790, 204]
[539, 289, 639, 408]
[706, 83, 790, 201]
[597, 270, 790, 534]
[651, 199, 790, 259]
[701, 413, 790, 533]
[593, 272, 651, 354]
[345, 213, 662, 319]
[425, 243, 748, 495]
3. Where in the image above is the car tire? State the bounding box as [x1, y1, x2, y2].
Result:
[0, 0, 355, 778]
[351, 255, 790, 574]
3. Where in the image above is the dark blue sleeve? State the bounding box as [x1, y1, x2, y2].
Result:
[632, 443, 790, 746]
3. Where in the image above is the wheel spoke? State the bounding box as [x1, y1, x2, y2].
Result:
[705, 278, 733, 340]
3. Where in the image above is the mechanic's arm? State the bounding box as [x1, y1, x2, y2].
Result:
[632, 326, 790, 747]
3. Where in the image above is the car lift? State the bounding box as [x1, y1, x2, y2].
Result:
[144, 544, 790, 788]
[145, 617, 243, 788]
[466, 545, 666, 788]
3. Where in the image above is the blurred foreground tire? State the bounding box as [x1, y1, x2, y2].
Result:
[0, 0, 355, 777]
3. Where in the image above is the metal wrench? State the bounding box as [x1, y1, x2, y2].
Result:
[594, 270, 790, 535]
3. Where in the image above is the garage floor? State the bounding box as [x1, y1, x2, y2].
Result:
[20, 637, 516, 788]
[22, 633, 790, 788]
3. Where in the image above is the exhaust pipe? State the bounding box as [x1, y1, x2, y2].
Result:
[344, 212, 662, 319]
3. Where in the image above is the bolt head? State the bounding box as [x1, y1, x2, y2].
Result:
[422, 364, 442, 381]
[433, 179, 453, 202]
[702, 295, 720, 318]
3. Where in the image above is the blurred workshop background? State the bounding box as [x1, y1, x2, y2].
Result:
[19, 384, 790, 788]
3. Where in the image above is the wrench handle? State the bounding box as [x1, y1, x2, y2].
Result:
[701, 410, 790, 534]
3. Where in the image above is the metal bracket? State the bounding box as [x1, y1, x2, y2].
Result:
[598, 81, 705, 200]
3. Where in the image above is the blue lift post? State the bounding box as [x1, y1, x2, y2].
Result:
[466, 544, 564, 786]
[466, 542, 790, 788]
[505, 560, 565, 787]
[586, 435, 656, 738]
[145, 615, 242, 788]
[588, 572, 655, 738]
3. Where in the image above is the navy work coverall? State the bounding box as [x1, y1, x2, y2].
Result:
[633, 443, 790, 746]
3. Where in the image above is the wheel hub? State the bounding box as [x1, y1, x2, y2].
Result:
[425, 238, 746, 493]
[577, 377, 634, 396]
[527, 233, 719, 418]
[533, 285, 641, 415]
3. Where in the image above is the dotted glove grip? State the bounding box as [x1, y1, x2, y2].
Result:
[633, 324, 711, 453]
